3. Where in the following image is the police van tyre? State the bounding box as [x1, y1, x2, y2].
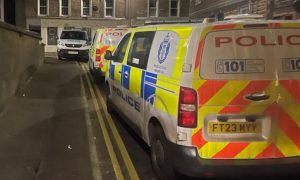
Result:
[58, 56, 62, 60]
[150, 125, 178, 180]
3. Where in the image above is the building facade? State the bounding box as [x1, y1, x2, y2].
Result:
[189, 0, 300, 20]
[1, 0, 26, 26]
[0, 0, 3, 22]
[24, 0, 190, 52]
[189, 0, 250, 19]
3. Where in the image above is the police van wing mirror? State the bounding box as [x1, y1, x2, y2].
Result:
[104, 50, 114, 61]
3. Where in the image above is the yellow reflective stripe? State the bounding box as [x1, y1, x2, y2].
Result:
[199, 142, 229, 159]
[155, 75, 179, 116]
[129, 68, 142, 96]
[193, 67, 200, 79]
[156, 74, 180, 85]
[276, 129, 299, 156]
[157, 27, 192, 39]
[206, 81, 249, 105]
[235, 142, 270, 159]
[114, 65, 122, 83]
[281, 23, 300, 28]
[192, 79, 206, 92]
[278, 86, 300, 127]
[171, 39, 187, 79]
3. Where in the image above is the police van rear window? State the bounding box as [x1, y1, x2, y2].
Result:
[200, 28, 300, 80]
[102, 30, 127, 46]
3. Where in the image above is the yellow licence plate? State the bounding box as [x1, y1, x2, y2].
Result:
[208, 121, 261, 134]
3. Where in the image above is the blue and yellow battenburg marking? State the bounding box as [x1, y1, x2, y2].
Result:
[121, 65, 131, 90]
[109, 63, 115, 80]
[109, 63, 179, 116]
[141, 71, 157, 105]
[110, 64, 158, 105]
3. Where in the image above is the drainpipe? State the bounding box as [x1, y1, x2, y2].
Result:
[249, 0, 255, 13]
[266, 0, 275, 19]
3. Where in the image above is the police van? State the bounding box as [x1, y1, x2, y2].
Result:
[104, 15, 300, 178]
[88, 28, 128, 79]
[57, 29, 91, 60]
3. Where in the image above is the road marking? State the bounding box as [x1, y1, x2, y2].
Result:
[79, 72, 103, 180]
[80, 63, 125, 180]
[82, 63, 140, 180]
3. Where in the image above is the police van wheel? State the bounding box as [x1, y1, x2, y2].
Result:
[150, 125, 177, 180]
[58, 56, 62, 60]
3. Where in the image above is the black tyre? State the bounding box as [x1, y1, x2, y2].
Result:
[150, 125, 178, 180]
[58, 56, 62, 60]
[106, 85, 113, 114]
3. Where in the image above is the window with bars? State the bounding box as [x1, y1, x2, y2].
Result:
[170, 0, 179, 17]
[105, 0, 114, 17]
[149, 0, 158, 17]
[39, 0, 47, 16]
[60, 0, 69, 16]
[82, 0, 90, 16]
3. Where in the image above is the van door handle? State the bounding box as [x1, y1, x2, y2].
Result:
[118, 70, 122, 74]
[245, 92, 270, 101]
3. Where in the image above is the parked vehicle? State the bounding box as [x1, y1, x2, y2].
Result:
[104, 16, 300, 179]
[88, 28, 128, 79]
[57, 30, 90, 61]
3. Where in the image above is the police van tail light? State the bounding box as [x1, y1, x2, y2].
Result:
[96, 48, 101, 62]
[178, 87, 198, 128]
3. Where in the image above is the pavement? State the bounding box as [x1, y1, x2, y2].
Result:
[0, 57, 93, 180]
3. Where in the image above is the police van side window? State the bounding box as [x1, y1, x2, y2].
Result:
[127, 31, 155, 69]
[113, 33, 131, 63]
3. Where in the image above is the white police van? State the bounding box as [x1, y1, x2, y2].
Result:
[57, 30, 91, 60]
[105, 16, 300, 179]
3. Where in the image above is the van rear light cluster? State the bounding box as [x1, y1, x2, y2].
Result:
[178, 87, 198, 128]
[96, 49, 101, 62]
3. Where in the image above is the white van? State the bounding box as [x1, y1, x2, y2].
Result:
[57, 30, 90, 60]
[88, 28, 128, 79]
[105, 16, 300, 179]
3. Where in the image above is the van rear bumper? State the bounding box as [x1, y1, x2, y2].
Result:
[167, 141, 300, 178]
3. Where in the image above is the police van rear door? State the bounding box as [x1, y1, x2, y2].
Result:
[192, 22, 300, 160]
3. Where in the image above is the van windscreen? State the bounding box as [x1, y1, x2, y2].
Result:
[60, 31, 87, 40]
[200, 28, 300, 80]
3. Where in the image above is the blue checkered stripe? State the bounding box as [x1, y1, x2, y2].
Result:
[141, 71, 157, 105]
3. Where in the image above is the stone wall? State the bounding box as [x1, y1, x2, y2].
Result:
[0, 21, 44, 113]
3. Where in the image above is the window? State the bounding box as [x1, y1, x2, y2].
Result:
[149, 0, 158, 17]
[113, 33, 131, 63]
[81, 0, 91, 16]
[105, 0, 114, 17]
[38, 0, 48, 16]
[170, 0, 180, 17]
[127, 32, 155, 69]
[0, 0, 4, 21]
[239, 6, 249, 14]
[60, 0, 70, 16]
